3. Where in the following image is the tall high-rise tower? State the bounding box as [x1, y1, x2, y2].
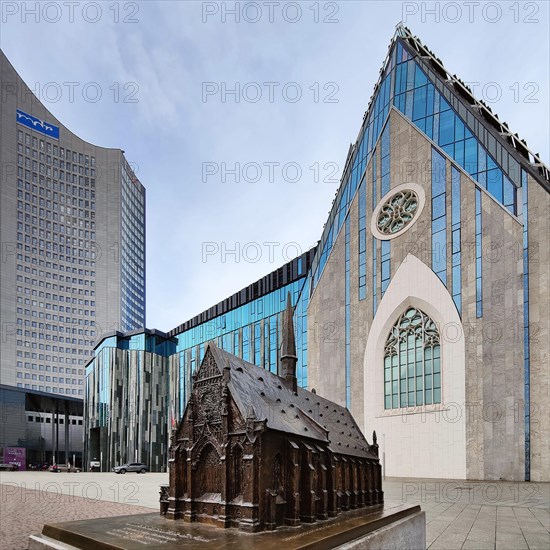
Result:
[0, 50, 146, 397]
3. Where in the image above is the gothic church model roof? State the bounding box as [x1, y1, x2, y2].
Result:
[166, 293, 383, 532]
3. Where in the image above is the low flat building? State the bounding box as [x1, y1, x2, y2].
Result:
[0, 384, 83, 468]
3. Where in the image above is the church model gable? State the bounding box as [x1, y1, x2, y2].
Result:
[166, 294, 383, 532]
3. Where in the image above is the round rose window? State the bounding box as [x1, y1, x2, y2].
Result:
[371, 183, 426, 240]
[376, 190, 419, 235]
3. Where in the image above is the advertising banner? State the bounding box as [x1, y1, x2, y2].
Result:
[4, 447, 26, 470]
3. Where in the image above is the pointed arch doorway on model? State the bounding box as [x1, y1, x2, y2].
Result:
[363, 254, 467, 479]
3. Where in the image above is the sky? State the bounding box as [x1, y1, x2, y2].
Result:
[2, 0, 549, 332]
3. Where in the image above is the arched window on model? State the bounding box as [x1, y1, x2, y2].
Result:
[231, 445, 243, 499]
[384, 307, 441, 409]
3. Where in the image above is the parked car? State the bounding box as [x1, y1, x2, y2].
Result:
[0, 463, 18, 471]
[112, 462, 149, 474]
[51, 464, 81, 473]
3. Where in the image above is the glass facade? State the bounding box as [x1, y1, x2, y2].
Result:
[431, 148, 447, 285]
[475, 189, 483, 318]
[451, 166, 462, 314]
[309, 35, 520, 301]
[172, 278, 307, 416]
[84, 330, 175, 472]
[384, 307, 441, 409]
[345, 217, 351, 407]
[372, 152, 378, 314]
[393, 42, 517, 217]
[380, 123, 391, 296]
[120, 163, 146, 331]
[358, 175, 367, 301]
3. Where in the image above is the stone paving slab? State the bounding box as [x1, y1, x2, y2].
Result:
[0, 484, 153, 550]
[385, 477, 550, 549]
[1, 473, 549, 550]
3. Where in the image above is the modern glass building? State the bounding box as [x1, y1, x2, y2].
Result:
[84, 329, 176, 472]
[85, 25, 549, 482]
[167, 249, 314, 422]
[84, 249, 315, 470]
[0, 50, 145, 465]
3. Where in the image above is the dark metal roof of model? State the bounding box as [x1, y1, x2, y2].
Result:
[165, 293, 383, 532]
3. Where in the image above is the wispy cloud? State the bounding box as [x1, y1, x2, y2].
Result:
[2, 1, 548, 331]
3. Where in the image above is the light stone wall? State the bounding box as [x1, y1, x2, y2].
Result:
[307, 221, 347, 407]
[337, 509, 426, 550]
[477, 191, 524, 480]
[309, 108, 533, 480]
[527, 176, 550, 482]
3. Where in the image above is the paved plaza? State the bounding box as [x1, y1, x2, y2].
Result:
[0, 472, 548, 549]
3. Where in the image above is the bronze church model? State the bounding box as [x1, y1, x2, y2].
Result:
[166, 294, 383, 532]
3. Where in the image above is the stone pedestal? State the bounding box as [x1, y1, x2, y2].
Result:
[29, 503, 425, 550]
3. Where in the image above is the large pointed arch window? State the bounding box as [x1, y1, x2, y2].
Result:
[384, 307, 441, 409]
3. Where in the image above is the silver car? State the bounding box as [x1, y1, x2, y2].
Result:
[112, 462, 148, 474]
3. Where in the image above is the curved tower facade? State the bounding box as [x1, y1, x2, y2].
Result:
[0, 50, 146, 398]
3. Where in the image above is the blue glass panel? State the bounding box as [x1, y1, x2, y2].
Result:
[452, 229, 461, 252]
[487, 169, 503, 202]
[503, 177, 515, 214]
[452, 265, 461, 292]
[440, 97, 451, 111]
[455, 140, 464, 167]
[413, 86, 427, 120]
[406, 60, 415, 91]
[426, 84, 435, 116]
[381, 156, 390, 182]
[478, 144, 487, 172]
[381, 240, 391, 258]
[381, 259, 390, 281]
[425, 116, 433, 140]
[432, 215, 446, 234]
[477, 170, 487, 189]
[487, 156, 498, 172]
[381, 174, 390, 196]
[475, 188, 483, 318]
[442, 144, 454, 158]
[414, 64, 428, 87]
[451, 167, 461, 226]
[432, 195, 446, 219]
[454, 118, 464, 141]
[465, 138, 477, 172]
[431, 149, 446, 196]
[433, 113, 439, 143]
[432, 230, 446, 274]
[405, 90, 414, 120]
[381, 122, 390, 152]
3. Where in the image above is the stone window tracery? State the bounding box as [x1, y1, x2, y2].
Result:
[384, 307, 441, 409]
[377, 190, 419, 235]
